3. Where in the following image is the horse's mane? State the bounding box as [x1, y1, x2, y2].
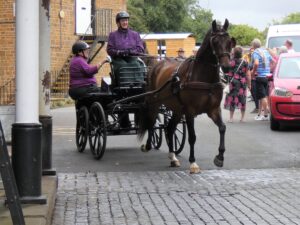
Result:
[196, 28, 212, 59]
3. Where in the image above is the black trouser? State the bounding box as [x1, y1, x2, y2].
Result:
[250, 79, 259, 109]
[69, 84, 101, 100]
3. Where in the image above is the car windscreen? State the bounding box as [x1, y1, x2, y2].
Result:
[278, 57, 300, 78]
[268, 36, 300, 52]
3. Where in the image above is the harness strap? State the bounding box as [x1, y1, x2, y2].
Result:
[181, 81, 223, 90]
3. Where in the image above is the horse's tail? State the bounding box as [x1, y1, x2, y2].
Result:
[136, 62, 161, 140]
[136, 103, 150, 140]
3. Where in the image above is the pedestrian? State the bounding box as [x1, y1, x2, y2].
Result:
[175, 48, 186, 61]
[224, 46, 251, 122]
[68, 41, 105, 100]
[246, 47, 259, 113]
[250, 38, 274, 121]
[284, 39, 295, 53]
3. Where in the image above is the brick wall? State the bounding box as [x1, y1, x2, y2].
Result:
[0, 0, 126, 93]
[0, 0, 15, 86]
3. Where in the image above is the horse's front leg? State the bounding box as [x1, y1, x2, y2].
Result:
[166, 114, 181, 167]
[208, 108, 226, 167]
[185, 115, 201, 174]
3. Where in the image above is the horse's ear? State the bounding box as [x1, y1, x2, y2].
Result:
[212, 20, 217, 32]
[223, 19, 229, 31]
[231, 37, 236, 48]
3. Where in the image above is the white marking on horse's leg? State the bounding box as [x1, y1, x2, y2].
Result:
[190, 162, 201, 174]
[169, 153, 180, 167]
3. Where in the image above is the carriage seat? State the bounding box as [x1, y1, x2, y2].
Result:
[108, 56, 147, 89]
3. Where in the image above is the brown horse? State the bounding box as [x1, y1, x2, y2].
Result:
[137, 19, 236, 174]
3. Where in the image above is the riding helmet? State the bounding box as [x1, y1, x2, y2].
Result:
[116, 11, 130, 23]
[72, 41, 90, 55]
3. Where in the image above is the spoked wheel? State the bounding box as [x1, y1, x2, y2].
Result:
[76, 106, 89, 152]
[151, 116, 163, 149]
[164, 110, 186, 155]
[88, 102, 107, 159]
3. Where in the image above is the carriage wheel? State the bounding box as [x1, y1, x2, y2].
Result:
[88, 102, 107, 159]
[151, 116, 163, 149]
[164, 111, 186, 155]
[76, 106, 89, 152]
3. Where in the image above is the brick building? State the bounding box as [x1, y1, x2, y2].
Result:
[0, 0, 126, 105]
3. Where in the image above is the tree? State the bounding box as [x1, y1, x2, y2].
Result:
[127, 0, 149, 33]
[181, 7, 213, 43]
[127, 0, 212, 43]
[273, 12, 300, 25]
[128, 0, 188, 32]
[229, 24, 264, 46]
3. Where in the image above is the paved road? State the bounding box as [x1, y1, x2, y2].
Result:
[51, 100, 300, 173]
[50, 101, 300, 225]
[52, 168, 300, 225]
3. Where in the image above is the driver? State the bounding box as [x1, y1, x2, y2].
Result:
[107, 11, 145, 82]
[106, 11, 145, 128]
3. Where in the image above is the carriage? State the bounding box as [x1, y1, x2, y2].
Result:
[74, 56, 186, 159]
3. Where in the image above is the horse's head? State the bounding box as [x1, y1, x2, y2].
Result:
[210, 19, 236, 72]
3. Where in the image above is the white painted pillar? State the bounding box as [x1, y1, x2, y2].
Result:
[39, 0, 51, 115]
[15, 0, 39, 123]
[39, 0, 56, 175]
[12, 0, 46, 203]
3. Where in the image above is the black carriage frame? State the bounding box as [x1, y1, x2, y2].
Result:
[75, 56, 186, 159]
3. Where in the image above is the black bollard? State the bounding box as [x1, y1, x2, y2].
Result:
[11, 123, 46, 204]
[39, 115, 56, 176]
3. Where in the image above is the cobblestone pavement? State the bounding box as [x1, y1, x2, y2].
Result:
[52, 168, 300, 225]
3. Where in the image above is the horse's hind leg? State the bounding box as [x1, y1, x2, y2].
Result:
[208, 109, 226, 167]
[185, 115, 201, 174]
[166, 113, 181, 167]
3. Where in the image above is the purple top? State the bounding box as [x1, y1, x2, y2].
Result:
[69, 56, 98, 88]
[107, 28, 144, 57]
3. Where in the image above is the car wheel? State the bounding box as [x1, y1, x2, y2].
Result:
[270, 115, 280, 131]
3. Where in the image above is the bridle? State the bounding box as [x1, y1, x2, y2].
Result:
[210, 31, 231, 63]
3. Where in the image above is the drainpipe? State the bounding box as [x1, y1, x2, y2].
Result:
[12, 0, 46, 204]
[39, 0, 56, 176]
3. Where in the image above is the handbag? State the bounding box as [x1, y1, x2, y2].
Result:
[224, 59, 244, 94]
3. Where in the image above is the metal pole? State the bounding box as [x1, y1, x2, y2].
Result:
[39, 0, 56, 176]
[12, 0, 46, 204]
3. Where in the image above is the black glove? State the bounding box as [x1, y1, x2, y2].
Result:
[117, 49, 129, 57]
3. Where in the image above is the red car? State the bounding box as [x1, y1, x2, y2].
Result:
[269, 53, 300, 130]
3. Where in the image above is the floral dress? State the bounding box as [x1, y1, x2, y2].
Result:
[224, 59, 249, 111]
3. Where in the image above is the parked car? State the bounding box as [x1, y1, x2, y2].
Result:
[269, 53, 300, 130]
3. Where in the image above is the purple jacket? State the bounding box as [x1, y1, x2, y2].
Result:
[107, 28, 144, 57]
[69, 56, 98, 88]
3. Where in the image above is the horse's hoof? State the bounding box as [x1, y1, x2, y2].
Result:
[190, 163, 201, 174]
[141, 145, 150, 152]
[214, 156, 224, 167]
[170, 160, 180, 167]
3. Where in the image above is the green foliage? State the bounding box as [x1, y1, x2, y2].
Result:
[127, 0, 211, 41]
[273, 12, 300, 24]
[229, 24, 264, 46]
[182, 7, 213, 42]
